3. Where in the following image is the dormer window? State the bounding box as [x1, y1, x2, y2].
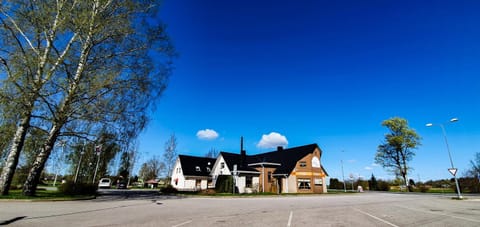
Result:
[195, 166, 201, 172]
[206, 167, 211, 172]
[299, 161, 307, 167]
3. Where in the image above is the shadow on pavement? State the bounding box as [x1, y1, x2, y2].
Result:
[94, 189, 186, 202]
[0, 216, 26, 225]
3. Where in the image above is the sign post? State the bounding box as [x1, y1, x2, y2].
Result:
[233, 164, 237, 194]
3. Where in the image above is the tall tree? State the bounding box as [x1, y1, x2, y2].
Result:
[369, 174, 378, 191]
[118, 151, 134, 179]
[467, 152, 480, 179]
[0, 0, 80, 194]
[138, 156, 164, 181]
[163, 133, 177, 180]
[205, 148, 219, 158]
[0, 0, 174, 195]
[375, 117, 421, 191]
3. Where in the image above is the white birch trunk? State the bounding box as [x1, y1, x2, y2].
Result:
[22, 1, 100, 195]
[0, 115, 31, 195]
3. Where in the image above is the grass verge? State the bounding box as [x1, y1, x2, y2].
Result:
[0, 189, 95, 201]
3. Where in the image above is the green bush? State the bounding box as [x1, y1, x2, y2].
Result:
[376, 180, 390, 191]
[58, 181, 97, 195]
[215, 175, 233, 193]
[418, 185, 431, 193]
[160, 184, 178, 194]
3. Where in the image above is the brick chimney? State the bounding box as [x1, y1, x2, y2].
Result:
[277, 146, 284, 152]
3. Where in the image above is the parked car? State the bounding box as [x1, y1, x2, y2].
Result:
[98, 178, 112, 189]
[117, 181, 127, 189]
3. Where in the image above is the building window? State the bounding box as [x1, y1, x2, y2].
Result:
[206, 167, 211, 172]
[299, 161, 307, 168]
[298, 179, 311, 190]
[221, 162, 225, 169]
[314, 178, 323, 186]
[246, 176, 252, 187]
[268, 171, 272, 182]
[195, 166, 201, 172]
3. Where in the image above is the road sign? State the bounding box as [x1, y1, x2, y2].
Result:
[448, 168, 457, 176]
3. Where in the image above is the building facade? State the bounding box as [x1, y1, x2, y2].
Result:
[171, 155, 216, 191]
[171, 143, 328, 194]
[211, 144, 329, 194]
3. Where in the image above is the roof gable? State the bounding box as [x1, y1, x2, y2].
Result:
[220, 144, 322, 175]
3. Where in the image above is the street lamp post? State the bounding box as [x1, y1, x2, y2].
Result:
[74, 146, 85, 184]
[92, 145, 102, 184]
[426, 118, 463, 199]
[341, 159, 346, 192]
[53, 140, 66, 187]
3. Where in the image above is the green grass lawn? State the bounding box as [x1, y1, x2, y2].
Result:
[0, 189, 95, 200]
[427, 187, 455, 193]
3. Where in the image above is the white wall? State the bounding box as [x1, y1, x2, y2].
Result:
[235, 176, 245, 193]
[201, 180, 208, 189]
[184, 179, 196, 189]
[287, 176, 297, 193]
[171, 159, 185, 189]
[211, 155, 231, 180]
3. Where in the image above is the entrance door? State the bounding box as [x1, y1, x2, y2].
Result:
[278, 178, 283, 194]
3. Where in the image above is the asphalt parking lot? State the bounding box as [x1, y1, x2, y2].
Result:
[1, 192, 479, 226]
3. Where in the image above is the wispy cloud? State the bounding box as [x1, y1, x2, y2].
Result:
[257, 132, 288, 149]
[196, 129, 219, 140]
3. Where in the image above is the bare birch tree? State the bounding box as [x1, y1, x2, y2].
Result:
[0, 0, 174, 195]
[0, 0, 79, 194]
[163, 134, 178, 181]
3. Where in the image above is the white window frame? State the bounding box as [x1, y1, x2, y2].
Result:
[297, 178, 311, 190]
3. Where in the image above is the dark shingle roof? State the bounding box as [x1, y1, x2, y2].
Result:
[219, 152, 259, 172]
[179, 155, 216, 177]
[221, 143, 325, 175]
[249, 144, 320, 174]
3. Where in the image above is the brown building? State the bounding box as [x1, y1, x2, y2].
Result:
[211, 144, 329, 194]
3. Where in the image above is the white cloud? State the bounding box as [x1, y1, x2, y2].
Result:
[364, 166, 373, 170]
[257, 132, 288, 149]
[196, 129, 219, 140]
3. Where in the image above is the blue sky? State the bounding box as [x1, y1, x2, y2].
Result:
[138, 0, 480, 182]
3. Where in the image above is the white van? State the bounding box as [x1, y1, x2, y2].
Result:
[98, 178, 112, 189]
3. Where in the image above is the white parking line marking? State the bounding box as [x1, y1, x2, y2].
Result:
[396, 205, 480, 223]
[172, 220, 192, 227]
[353, 208, 399, 227]
[287, 211, 293, 227]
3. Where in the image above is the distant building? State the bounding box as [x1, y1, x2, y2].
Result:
[170, 155, 216, 191]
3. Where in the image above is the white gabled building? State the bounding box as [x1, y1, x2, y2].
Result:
[170, 155, 216, 191]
